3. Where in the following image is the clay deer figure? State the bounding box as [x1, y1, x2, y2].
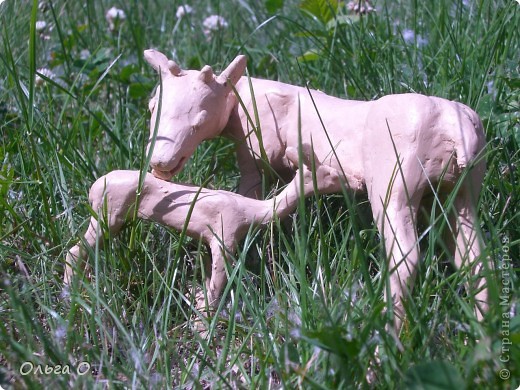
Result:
[143, 49, 488, 334]
[64, 148, 339, 311]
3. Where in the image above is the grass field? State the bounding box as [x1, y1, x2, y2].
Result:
[0, 0, 519, 388]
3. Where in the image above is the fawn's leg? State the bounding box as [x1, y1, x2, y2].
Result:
[195, 240, 231, 313]
[64, 216, 101, 285]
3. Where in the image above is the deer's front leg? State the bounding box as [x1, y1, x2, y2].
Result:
[235, 142, 264, 198]
[238, 174, 262, 199]
[238, 168, 263, 199]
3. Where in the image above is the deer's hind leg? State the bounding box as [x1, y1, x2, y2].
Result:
[452, 167, 488, 320]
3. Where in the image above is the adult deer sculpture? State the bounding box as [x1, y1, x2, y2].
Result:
[143, 49, 488, 335]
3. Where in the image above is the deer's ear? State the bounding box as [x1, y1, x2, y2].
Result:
[199, 65, 214, 84]
[217, 55, 247, 89]
[144, 49, 181, 76]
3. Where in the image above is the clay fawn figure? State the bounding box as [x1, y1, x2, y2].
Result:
[143, 49, 488, 335]
[64, 148, 339, 311]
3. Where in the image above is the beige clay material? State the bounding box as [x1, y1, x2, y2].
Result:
[143, 49, 488, 333]
[65, 148, 339, 310]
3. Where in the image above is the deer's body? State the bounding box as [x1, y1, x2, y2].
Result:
[229, 80, 488, 332]
[226, 78, 483, 198]
[140, 50, 488, 333]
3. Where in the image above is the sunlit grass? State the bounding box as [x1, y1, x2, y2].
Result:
[0, 0, 518, 388]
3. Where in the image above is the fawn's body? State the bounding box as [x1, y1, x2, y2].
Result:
[65, 156, 339, 309]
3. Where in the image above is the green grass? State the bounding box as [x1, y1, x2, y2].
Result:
[0, 0, 519, 388]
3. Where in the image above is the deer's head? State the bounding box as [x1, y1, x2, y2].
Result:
[144, 49, 247, 180]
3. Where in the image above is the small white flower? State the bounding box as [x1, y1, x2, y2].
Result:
[401, 29, 428, 47]
[176, 4, 193, 19]
[38, 1, 50, 12]
[35, 20, 47, 33]
[73, 72, 89, 87]
[106, 6, 126, 21]
[289, 327, 301, 339]
[150, 373, 163, 386]
[60, 286, 70, 299]
[402, 29, 415, 44]
[202, 14, 228, 37]
[346, 1, 375, 14]
[54, 325, 67, 341]
[35, 20, 51, 40]
[417, 35, 428, 47]
[35, 67, 56, 86]
[131, 348, 143, 374]
[105, 6, 126, 32]
[487, 80, 496, 98]
[8, 188, 23, 202]
[79, 49, 91, 60]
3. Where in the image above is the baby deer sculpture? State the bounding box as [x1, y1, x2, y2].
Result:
[64, 148, 339, 311]
[143, 49, 489, 335]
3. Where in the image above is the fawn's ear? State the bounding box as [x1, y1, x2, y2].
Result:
[144, 49, 182, 76]
[167, 60, 182, 76]
[217, 55, 247, 89]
